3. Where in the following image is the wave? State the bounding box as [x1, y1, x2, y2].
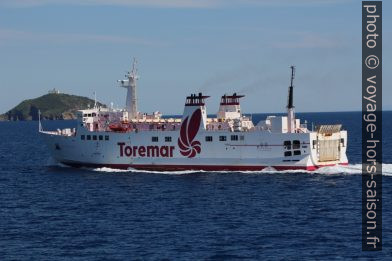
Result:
[252, 164, 392, 176]
[91, 164, 392, 176]
[46, 160, 200, 175]
[46, 159, 392, 176]
[93, 167, 202, 175]
[318, 164, 392, 176]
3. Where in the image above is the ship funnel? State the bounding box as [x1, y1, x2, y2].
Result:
[217, 93, 244, 120]
[182, 92, 209, 130]
[287, 65, 295, 133]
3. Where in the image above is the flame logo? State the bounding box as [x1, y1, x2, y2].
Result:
[178, 109, 202, 158]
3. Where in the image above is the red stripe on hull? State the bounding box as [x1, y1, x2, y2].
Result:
[59, 162, 343, 172]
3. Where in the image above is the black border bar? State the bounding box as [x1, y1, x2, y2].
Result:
[362, 1, 382, 251]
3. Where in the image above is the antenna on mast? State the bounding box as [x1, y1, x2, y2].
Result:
[287, 65, 296, 133]
[290, 65, 295, 88]
[131, 57, 138, 78]
[93, 91, 97, 109]
[287, 65, 295, 109]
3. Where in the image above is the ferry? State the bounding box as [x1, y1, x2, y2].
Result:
[40, 60, 348, 171]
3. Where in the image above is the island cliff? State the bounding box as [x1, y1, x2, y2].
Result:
[0, 93, 105, 121]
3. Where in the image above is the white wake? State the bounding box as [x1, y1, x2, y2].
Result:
[92, 167, 202, 175]
[91, 164, 392, 176]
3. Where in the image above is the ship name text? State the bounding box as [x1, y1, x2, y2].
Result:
[117, 142, 175, 158]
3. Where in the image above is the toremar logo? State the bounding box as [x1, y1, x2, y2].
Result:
[178, 109, 202, 158]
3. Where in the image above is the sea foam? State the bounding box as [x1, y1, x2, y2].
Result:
[91, 164, 392, 176]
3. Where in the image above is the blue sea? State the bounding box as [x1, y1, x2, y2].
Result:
[0, 111, 391, 260]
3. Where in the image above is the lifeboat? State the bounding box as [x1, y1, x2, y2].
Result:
[108, 122, 131, 132]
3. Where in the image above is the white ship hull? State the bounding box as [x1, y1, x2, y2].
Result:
[41, 127, 348, 171]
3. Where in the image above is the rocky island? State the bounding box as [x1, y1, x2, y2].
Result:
[0, 92, 105, 121]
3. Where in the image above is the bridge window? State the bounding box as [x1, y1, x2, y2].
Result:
[87, 135, 91, 140]
[341, 138, 345, 147]
[293, 140, 300, 149]
[231, 135, 238, 141]
[284, 140, 291, 150]
[312, 140, 317, 149]
[93, 135, 97, 140]
[240, 135, 245, 141]
[152, 136, 159, 142]
[294, 150, 301, 156]
[81, 135, 85, 140]
[284, 151, 292, 157]
[99, 135, 103, 141]
[105, 135, 109, 141]
[219, 136, 227, 142]
[165, 136, 172, 142]
[205, 136, 213, 142]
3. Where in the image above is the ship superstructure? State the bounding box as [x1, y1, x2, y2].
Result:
[40, 61, 348, 171]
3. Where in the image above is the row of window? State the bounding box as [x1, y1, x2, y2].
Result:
[206, 135, 244, 142]
[83, 113, 96, 117]
[284, 150, 301, 157]
[83, 113, 109, 118]
[283, 140, 301, 150]
[151, 136, 172, 142]
[284, 140, 302, 157]
[150, 135, 244, 142]
[81, 135, 109, 141]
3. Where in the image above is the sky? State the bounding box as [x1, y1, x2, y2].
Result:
[0, 0, 390, 114]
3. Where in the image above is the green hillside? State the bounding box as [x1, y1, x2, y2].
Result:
[1, 93, 105, 121]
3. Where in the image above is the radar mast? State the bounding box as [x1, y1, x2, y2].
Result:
[118, 58, 139, 119]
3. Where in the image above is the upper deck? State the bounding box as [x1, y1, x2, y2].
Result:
[41, 63, 311, 137]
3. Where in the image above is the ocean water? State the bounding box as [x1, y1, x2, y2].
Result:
[0, 111, 391, 259]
